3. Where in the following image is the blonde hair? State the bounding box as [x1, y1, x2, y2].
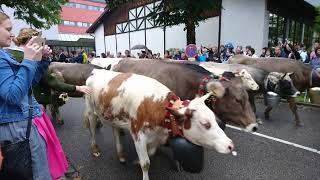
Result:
[0, 11, 9, 24]
[13, 28, 40, 46]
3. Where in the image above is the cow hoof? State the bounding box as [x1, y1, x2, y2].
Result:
[119, 157, 126, 164]
[91, 145, 101, 157]
[92, 152, 101, 157]
[294, 122, 304, 127]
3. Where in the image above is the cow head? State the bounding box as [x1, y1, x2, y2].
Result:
[235, 69, 259, 91]
[205, 77, 258, 132]
[265, 72, 300, 97]
[167, 93, 234, 154]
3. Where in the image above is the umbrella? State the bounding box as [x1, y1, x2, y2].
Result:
[131, 44, 148, 50]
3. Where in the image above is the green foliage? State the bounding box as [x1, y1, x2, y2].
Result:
[149, 0, 221, 28]
[1, 0, 68, 29]
[315, 6, 320, 33]
[106, 0, 133, 10]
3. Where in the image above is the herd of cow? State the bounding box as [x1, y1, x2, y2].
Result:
[46, 55, 320, 180]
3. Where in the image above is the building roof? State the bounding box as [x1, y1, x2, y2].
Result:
[86, 9, 110, 33]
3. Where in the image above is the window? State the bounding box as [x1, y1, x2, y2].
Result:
[63, 21, 70, 25]
[76, 4, 81, 8]
[69, 21, 75, 26]
[77, 22, 83, 27]
[99, 7, 104, 12]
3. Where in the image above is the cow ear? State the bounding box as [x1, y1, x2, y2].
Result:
[166, 107, 185, 119]
[206, 81, 225, 98]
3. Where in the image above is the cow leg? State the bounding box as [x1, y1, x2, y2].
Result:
[84, 110, 101, 157]
[249, 93, 262, 124]
[264, 106, 273, 120]
[133, 133, 150, 180]
[49, 104, 64, 125]
[113, 127, 126, 163]
[287, 97, 303, 127]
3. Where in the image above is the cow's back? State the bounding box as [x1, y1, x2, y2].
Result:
[113, 60, 207, 100]
[86, 70, 170, 131]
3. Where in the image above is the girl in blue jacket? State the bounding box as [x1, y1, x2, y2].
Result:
[0, 12, 52, 179]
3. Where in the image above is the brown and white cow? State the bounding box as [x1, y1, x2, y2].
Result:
[84, 69, 234, 180]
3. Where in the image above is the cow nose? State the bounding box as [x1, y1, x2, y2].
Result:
[252, 126, 258, 132]
[228, 143, 234, 151]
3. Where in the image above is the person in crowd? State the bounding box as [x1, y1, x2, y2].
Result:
[58, 49, 68, 63]
[146, 49, 153, 59]
[234, 46, 242, 55]
[0, 11, 53, 179]
[247, 47, 258, 58]
[260, 47, 268, 57]
[310, 42, 319, 60]
[101, 52, 107, 58]
[265, 48, 273, 57]
[173, 49, 181, 60]
[88, 52, 95, 63]
[164, 50, 172, 59]
[274, 46, 286, 58]
[286, 43, 301, 60]
[180, 52, 188, 60]
[299, 45, 309, 63]
[124, 50, 130, 57]
[82, 49, 88, 64]
[310, 47, 320, 69]
[116, 52, 122, 58]
[244, 45, 252, 56]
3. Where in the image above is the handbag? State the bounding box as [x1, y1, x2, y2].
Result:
[0, 89, 34, 180]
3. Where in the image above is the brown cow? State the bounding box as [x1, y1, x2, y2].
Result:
[112, 59, 258, 131]
[229, 55, 320, 126]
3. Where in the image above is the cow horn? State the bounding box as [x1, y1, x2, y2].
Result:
[200, 92, 213, 102]
[206, 81, 225, 98]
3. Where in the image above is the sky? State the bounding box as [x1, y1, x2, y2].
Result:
[305, 0, 320, 6]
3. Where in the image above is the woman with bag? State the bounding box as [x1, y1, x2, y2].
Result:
[0, 12, 52, 179]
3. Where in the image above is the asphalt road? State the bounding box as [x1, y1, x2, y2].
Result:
[54, 98, 320, 180]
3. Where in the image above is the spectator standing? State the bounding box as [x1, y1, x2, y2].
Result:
[310, 42, 319, 60]
[310, 47, 320, 69]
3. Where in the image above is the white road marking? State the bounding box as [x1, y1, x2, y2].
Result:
[226, 124, 320, 155]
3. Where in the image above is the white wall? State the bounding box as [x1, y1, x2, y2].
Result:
[130, 30, 145, 49]
[94, 23, 105, 55]
[116, 33, 130, 54]
[221, 0, 268, 54]
[196, 17, 219, 48]
[105, 35, 116, 56]
[146, 27, 164, 56]
[165, 24, 187, 50]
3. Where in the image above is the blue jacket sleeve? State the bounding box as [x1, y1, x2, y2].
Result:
[32, 60, 50, 86]
[0, 58, 38, 104]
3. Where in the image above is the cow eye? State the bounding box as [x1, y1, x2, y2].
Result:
[201, 122, 211, 129]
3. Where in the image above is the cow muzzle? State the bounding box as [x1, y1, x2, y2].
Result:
[245, 123, 258, 132]
[290, 91, 300, 98]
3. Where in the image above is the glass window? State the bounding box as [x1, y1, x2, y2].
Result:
[69, 21, 75, 26]
[99, 7, 104, 12]
[77, 22, 83, 27]
[88, 6, 93, 10]
[76, 3, 81, 8]
[63, 21, 70, 25]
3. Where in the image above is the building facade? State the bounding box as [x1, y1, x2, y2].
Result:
[87, 0, 318, 57]
[1, 0, 106, 54]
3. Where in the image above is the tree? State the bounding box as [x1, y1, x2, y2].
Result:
[106, 0, 222, 45]
[1, 0, 68, 29]
[314, 6, 320, 33]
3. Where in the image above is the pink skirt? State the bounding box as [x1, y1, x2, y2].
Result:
[33, 110, 68, 180]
